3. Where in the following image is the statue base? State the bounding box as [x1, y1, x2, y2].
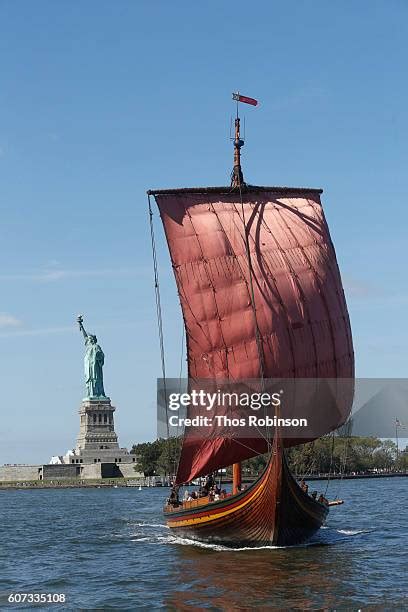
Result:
[64, 397, 136, 466]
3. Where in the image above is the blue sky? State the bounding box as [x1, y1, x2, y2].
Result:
[0, 1, 407, 464]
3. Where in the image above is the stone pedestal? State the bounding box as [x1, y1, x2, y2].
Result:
[76, 398, 119, 453]
[64, 397, 137, 466]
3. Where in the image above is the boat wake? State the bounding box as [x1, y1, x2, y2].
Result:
[335, 528, 374, 536]
[159, 535, 282, 551]
[161, 524, 375, 550]
[314, 525, 375, 546]
[133, 522, 168, 529]
[129, 521, 374, 550]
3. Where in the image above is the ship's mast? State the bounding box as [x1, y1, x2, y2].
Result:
[231, 93, 251, 491]
[232, 462, 242, 495]
[231, 96, 245, 188]
[232, 99, 244, 491]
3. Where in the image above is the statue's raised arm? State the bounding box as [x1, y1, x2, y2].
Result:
[77, 315, 88, 340]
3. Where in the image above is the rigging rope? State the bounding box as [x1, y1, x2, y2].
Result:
[178, 323, 185, 390]
[301, 440, 316, 478]
[324, 432, 336, 496]
[148, 194, 170, 445]
[174, 320, 186, 474]
[333, 422, 351, 499]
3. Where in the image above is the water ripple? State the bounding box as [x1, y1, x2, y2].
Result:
[0, 478, 406, 609]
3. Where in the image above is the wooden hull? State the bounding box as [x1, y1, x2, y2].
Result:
[164, 439, 328, 547]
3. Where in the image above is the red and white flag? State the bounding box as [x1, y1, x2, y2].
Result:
[232, 92, 258, 106]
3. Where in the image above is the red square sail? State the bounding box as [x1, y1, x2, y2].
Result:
[153, 187, 354, 484]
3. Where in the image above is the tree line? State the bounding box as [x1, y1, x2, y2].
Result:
[131, 436, 408, 477]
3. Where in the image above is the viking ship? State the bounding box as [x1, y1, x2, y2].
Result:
[148, 94, 354, 546]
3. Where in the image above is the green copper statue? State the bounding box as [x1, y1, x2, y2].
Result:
[77, 315, 107, 399]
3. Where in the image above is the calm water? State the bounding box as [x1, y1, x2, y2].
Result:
[0, 478, 407, 610]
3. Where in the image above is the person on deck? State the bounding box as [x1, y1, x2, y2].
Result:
[168, 487, 180, 507]
[300, 480, 309, 494]
[203, 473, 215, 493]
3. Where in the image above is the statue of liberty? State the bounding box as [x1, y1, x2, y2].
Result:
[77, 315, 107, 398]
